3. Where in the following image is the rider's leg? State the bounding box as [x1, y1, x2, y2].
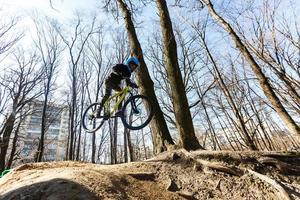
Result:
[95, 87, 112, 118]
[101, 85, 121, 106]
[100, 88, 112, 107]
[95, 84, 122, 118]
[113, 86, 123, 116]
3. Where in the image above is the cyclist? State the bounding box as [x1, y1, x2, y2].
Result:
[95, 57, 140, 117]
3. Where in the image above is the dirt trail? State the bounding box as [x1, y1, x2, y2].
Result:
[0, 149, 299, 200]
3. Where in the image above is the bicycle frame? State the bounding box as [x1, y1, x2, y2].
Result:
[103, 86, 132, 117]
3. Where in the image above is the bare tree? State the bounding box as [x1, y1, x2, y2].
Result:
[109, 0, 175, 153]
[0, 49, 43, 171]
[0, 16, 23, 133]
[33, 18, 63, 162]
[238, 2, 300, 115]
[201, 0, 300, 138]
[199, 30, 257, 150]
[96, 127, 109, 163]
[6, 106, 36, 168]
[56, 15, 96, 160]
[155, 0, 203, 150]
[0, 86, 9, 130]
[86, 28, 111, 163]
[146, 33, 176, 128]
[0, 17, 23, 56]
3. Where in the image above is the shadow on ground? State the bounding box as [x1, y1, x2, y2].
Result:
[0, 178, 100, 200]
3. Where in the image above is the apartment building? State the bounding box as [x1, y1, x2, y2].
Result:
[19, 101, 69, 162]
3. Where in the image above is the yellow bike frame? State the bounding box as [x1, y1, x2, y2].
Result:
[103, 86, 131, 117]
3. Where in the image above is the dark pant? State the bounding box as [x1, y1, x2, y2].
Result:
[100, 82, 122, 107]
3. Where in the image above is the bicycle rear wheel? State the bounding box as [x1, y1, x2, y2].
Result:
[82, 102, 106, 133]
[121, 95, 153, 130]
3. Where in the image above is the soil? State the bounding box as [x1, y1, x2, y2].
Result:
[0, 149, 299, 200]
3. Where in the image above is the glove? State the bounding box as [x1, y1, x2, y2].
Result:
[130, 82, 139, 88]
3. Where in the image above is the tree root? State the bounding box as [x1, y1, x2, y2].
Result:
[185, 150, 300, 166]
[196, 158, 292, 200]
[151, 150, 297, 199]
[196, 159, 244, 176]
[177, 150, 244, 176]
[248, 169, 291, 200]
[258, 157, 300, 175]
[178, 150, 294, 200]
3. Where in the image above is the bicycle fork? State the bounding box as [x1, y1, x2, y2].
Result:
[130, 99, 140, 114]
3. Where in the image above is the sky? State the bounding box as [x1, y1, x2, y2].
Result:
[2, 0, 300, 52]
[0, 0, 99, 19]
[0, 0, 107, 87]
[0, 0, 298, 136]
[0, 0, 104, 47]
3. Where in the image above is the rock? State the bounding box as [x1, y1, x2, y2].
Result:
[172, 152, 181, 161]
[166, 178, 180, 192]
[177, 191, 197, 200]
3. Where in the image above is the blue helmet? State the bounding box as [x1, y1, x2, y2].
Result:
[124, 57, 140, 68]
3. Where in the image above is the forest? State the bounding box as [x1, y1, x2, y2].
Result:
[0, 0, 299, 173]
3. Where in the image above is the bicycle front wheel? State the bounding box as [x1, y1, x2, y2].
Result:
[82, 102, 106, 133]
[121, 95, 153, 130]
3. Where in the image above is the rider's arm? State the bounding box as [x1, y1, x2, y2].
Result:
[112, 64, 131, 78]
[126, 78, 138, 88]
[125, 78, 132, 85]
[112, 64, 137, 87]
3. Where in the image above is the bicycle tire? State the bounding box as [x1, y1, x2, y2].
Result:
[82, 102, 106, 133]
[121, 95, 153, 130]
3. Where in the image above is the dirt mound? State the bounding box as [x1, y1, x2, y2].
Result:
[0, 150, 299, 200]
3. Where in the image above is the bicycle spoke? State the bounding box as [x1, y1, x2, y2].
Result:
[121, 95, 153, 130]
[82, 102, 107, 132]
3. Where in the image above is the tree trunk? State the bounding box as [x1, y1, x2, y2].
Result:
[123, 127, 128, 163]
[116, 0, 174, 154]
[109, 119, 117, 164]
[36, 96, 48, 162]
[76, 113, 83, 161]
[69, 76, 76, 160]
[246, 88, 274, 150]
[82, 131, 87, 161]
[246, 42, 300, 107]
[113, 117, 118, 164]
[76, 109, 83, 161]
[65, 105, 71, 160]
[200, 35, 257, 150]
[125, 112, 134, 162]
[126, 128, 134, 162]
[202, 0, 300, 138]
[7, 119, 21, 169]
[0, 113, 16, 171]
[141, 129, 148, 159]
[212, 107, 237, 150]
[91, 131, 96, 163]
[155, 0, 203, 150]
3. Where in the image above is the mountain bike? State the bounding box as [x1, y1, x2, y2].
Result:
[82, 85, 153, 133]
